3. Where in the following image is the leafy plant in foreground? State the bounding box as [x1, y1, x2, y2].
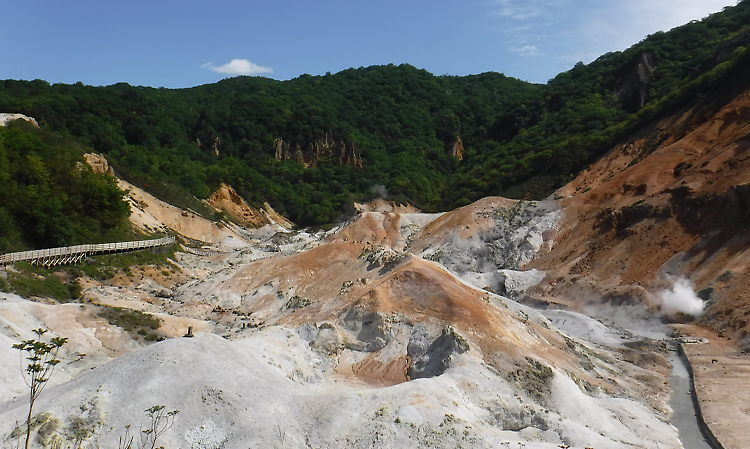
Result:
[117, 406, 179, 449]
[12, 328, 68, 449]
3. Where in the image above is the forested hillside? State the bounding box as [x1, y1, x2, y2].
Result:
[0, 121, 131, 251]
[1, 1, 749, 226]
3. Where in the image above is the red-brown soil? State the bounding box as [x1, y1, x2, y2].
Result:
[528, 89, 750, 340]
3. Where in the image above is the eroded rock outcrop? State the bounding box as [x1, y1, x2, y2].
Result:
[353, 199, 420, 214]
[614, 53, 657, 112]
[420, 199, 560, 276]
[83, 153, 115, 175]
[196, 136, 221, 156]
[341, 306, 391, 352]
[0, 113, 39, 128]
[445, 135, 464, 160]
[274, 131, 362, 168]
[408, 325, 469, 379]
[528, 80, 750, 343]
[206, 184, 294, 229]
[207, 184, 269, 228]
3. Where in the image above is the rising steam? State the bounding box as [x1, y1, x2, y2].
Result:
[658, 278, 704, 317]
[370, 184, 389, 199]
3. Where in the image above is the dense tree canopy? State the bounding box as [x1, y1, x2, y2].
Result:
[1, 1, 749, 229]
[0, 121, 131, 251]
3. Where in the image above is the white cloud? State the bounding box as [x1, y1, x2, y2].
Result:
[483, 0, 736, 81]
[488, 0, 568, 20]
[581, 0, 737, 53]
[203, 59, 273, 76]
[511, 45, 541, 57]
[492, 5, 541, 20]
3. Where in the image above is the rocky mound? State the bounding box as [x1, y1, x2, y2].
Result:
[206, 183, 293, 229]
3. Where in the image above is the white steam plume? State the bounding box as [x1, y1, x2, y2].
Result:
[370, 185, 388, 199]
[658, 278, 704, 317]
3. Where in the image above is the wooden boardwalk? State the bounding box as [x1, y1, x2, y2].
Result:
[0, 236, 175, 268]
[181, 246, 227, 257]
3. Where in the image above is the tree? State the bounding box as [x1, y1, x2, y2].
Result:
[12, 328, 68, 449]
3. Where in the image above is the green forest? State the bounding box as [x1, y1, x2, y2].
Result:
[0, 120, 131, 251]
[1, 1, 750, 249]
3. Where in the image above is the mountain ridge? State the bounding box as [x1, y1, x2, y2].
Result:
[1, 1, 748, 226]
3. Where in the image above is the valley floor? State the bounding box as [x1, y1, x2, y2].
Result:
[0, 197, 685, 449]
[3, 175, 749, 448]
[674, 325, 750, 449]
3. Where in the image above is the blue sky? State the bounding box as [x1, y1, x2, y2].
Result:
[0, 0, 738, 88]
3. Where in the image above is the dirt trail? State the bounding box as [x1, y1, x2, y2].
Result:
[674, 325, 750, 449]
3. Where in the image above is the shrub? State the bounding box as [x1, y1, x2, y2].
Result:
[8, 271, 80, 302]
[97, 306, 160, 332]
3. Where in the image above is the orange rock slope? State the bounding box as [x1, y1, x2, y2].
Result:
[183, 198, 668, 413]
[207, 183, 294, 229]
[527, 86, 750, 340]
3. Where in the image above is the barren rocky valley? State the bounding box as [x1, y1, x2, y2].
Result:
[3, 5, 750, 447]
[3, 82, 750, 448]
[1, 184, 682, 449]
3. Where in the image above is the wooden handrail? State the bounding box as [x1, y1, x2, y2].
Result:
[0, 236, 175, 266]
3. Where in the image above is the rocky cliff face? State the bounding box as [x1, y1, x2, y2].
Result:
[196, 136, 221, 156]
[614, 53, 657, 112]
[0, 113, 39, 128]
[83, 153, 115, 175]
[274, 131, 362, 168]
[445, 135, 464, 160]
[207, 183, 293, 229]
[207, 184, 270, 228]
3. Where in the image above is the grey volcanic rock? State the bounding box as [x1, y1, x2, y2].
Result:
[423, 200, 559, 274]
[497, 269, 546, 299]
[408, 326, 469, 379]
[406, 324, 432, 359]
[490, 405, 550, 432]
[308, 322, 345, 356]
[341, 306, 391, 352]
